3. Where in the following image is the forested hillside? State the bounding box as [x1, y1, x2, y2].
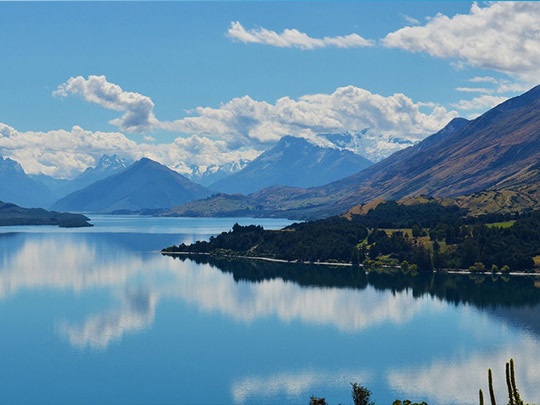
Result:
[163, 200, 540, 272]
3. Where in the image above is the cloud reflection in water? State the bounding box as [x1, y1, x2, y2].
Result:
[231, 368, 372, 404]
[60, 290, 157, 350]
[387, 335, 540, 404]
[1, 232, 540, 404]
[0, 234, 445, 349]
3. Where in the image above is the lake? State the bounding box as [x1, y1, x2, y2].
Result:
[0, 215, 539, 404]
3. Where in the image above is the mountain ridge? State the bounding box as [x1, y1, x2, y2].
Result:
[164, 85, 540, 219]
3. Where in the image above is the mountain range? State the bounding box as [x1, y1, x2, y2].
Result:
[34, 154, 133, 200]
[165, 84, 540, 219]
[3, 85, 540, 218]
[0, 136, 376, 213]
[209, 136, 372, 194]
[183, 160, 251, 187]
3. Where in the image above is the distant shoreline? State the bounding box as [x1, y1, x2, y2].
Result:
[161, 251, 351, 267]
[161, 251, 540, 277]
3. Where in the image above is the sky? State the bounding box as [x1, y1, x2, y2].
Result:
[0, 1, 539, 179]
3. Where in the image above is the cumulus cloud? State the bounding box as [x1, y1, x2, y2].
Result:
[163, 86, 457, 161]
[227, 21, 374, 50]
[383, 2, 540, 83]
[54, 75, 158, 133]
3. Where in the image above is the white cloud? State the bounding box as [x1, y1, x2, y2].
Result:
[451, 94, 508, 111]
[383, 2, 540, 83]
[468, 76, 499, 84]
[54, 75, 158, 133]
[464, 76, 532, 95]
[227, 21, 374, 50]
[495, 81, 533, 94]
[455, 87, 493, 94]
[400, 13, 420, 26]
[452, 76, 533, 115]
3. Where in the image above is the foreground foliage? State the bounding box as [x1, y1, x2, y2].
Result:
[308, 359, 533, 405]
[310, 381, 425, 404]
[479, 358, 534, 405]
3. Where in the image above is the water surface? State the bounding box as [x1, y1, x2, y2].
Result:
[0, 216, 539, 404]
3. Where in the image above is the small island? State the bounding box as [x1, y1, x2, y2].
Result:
[0, 201, 92, 228]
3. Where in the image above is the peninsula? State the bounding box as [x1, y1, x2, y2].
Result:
[0, 201, 92, 228]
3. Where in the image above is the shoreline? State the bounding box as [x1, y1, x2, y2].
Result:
[160, 251, 540, 277]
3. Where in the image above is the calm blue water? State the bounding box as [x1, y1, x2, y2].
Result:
[0, 215, 539, 404]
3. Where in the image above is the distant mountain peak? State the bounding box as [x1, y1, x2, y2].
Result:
[414, 117, 469, 152]
[209, 134, 372, 195]
[130, 157, 176, 173]
[78, 154, 132, 178]
[52, 157, 212, 213]
[137, 157, 154, 164]
[0, 156, 25, 175]
[94, 154, 131, 171]
[184, 159, 251, 186]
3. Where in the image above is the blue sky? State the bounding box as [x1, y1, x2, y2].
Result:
[0, 2, 538, 178]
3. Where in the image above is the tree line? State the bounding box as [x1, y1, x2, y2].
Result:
[163, 201, 540, 273]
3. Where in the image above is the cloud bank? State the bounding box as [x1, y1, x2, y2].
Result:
[383, 2, 540, 83]
[164, 86, 457, 161]
[0, 76, 460, 178]
[0, 122, 257, 178]
[227, 21, 374, 50]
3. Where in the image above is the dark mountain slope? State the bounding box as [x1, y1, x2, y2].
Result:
[52, 158, 213, 213]
[243, 85, 540, 218]
[331, 85, 540, 205]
